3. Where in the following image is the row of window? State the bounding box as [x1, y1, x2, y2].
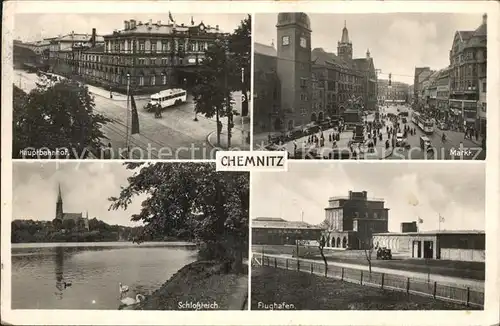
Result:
[451, 48, 486, 65]
[105, 39, 211, 54]
[312, 71, 363, 84]
[79, 68, 169, 86]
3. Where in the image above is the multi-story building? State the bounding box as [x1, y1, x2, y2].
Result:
[436, 68, 450, 120]
[413, 67, 433, 101]
[49, 29, 105, 76]
[254, 13, 377, 133]
[377, 79, 409, 104]
[50, 19, 227, 94]
[448, 14, 487, 133]
[322, 190, 389, 249]
[477, 76, 487, 138]
[251, 217, 323, 245]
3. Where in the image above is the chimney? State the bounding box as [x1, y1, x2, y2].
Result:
[348, 191, 353, 198]
[130, 19, 136, 29]
[482, 13, 487, 25]
[124, 20, 129, 30]
[216, 25, 219, 31]
[91, 28, 96, 47]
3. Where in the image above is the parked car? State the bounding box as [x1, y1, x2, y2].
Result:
[396, 133, 404, 146]
[376, 247, 392, 260]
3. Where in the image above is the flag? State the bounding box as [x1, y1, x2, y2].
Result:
[418, 217, 424, 224]
[168, 11, 175, 23]
[130, 93, 140, 135]
[191, 16, 194, 25]
[439, 215, 445, 223]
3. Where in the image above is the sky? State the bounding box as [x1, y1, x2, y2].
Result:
[254, 13, 485, 85]
[12, 162, 147, 227]
[14, 13, 248, 41]
[251, 162, 485, 232]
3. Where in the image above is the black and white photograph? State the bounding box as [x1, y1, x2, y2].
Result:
[12, 12, 251, 159]
[11, 161, 249, 310]
[251, 162, 485, 310]
[253, 13, 487, 160]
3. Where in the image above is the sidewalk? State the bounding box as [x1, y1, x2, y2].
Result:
[207, 129, 251, 150]
[86, 84, 150, 101]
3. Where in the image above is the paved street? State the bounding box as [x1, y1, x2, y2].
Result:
[15, 70, 250, 159]
[258, 114, 395, 159]
[384, 106, 485, 160]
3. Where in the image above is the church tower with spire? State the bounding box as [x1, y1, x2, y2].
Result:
[56, 183, 64, 220]
[337, 20, 353, 62]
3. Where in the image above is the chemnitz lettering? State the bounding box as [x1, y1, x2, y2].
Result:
[220, 155, 284, 167]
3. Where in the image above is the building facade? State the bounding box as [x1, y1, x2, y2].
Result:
[254, 13, 377, 133]
[435, 68, 450, 120]
[251, 217, 323, 245]
[322, 191, 389, 250]
[48, 19, 227, 94]
[55, 184, 89, 231]
[377, 79, 409, 104]
[448, 14, 487, 133]
[413, 67, 433, 102]
[373, 230, 485, 262]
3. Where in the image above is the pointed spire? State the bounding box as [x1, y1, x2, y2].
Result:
[57, 183, 63, 202]
[341, 21, 350, 44]
[366, 48, 370, 58]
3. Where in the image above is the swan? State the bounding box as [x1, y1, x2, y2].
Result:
[119, 282, 129, 293]
[120, 294, 145, 306]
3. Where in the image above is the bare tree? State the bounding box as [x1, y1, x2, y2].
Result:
[363, 238, 375, 274]
[318, 218, 333, 274]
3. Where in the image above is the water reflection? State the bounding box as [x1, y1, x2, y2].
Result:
[54, 246, 73, 299]
[12, 243, 197, 309]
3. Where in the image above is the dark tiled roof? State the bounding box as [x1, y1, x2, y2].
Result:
[62, 213, 83, 221]
[254, 42, 277, 57]
[311, 48, 350, 69]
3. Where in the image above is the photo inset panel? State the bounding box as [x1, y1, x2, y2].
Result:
[13, 13, 251, 160]
[251, 162, 485, 310]
[11, 162, 249, 310]
[253, 13, 487, 160]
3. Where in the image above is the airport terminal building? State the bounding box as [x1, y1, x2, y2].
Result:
[373, 229, 485, 262]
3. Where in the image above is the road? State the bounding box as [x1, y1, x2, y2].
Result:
[257, 253, 484, 290]
[383, 106, 485, 160]
[15, 70, 249, 159]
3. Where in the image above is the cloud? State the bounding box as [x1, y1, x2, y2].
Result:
[251, 162, 485, 232]
[12, 162, 144, 226]
[254, 13, 484, 85]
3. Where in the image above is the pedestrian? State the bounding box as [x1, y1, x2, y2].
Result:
[475, 130, 479, 140]
[329, 134, 332, 142]
[374, 137, 377, 146]
[293, 140, 297, 152]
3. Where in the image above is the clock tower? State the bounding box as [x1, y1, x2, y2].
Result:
[276, 12, 312, 129]
[338, 20, 353, 62]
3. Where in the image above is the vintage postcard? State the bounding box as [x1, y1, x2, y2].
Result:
[251, 162, 485, 310]
[1, 1, 499, 326]
[253, 12, 488, 160]
[9, 161, 249, 311]
[11, 12, 251, 160]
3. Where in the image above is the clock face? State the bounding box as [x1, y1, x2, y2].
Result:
[300, 37, 307, 48]
[282, 36, 290, 46]
[199, 24, 205, 31]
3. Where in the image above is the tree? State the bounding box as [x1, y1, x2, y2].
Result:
[52, 218, 62, 231]
[62, 219, 76, 231]
[363, 238, 375, 273]
[317, 218, 334, 273]
[13, 81, 111, 159]
[108, 162, 249, 273]
[192, 16, 251, 148]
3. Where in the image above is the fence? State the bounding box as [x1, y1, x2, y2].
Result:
[256, 253, 484, 308]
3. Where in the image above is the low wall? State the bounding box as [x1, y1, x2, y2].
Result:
[440, 249, 485, 263]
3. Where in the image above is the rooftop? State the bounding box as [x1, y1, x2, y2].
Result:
[252, 217, 323, 230]
[254, 42, 277, 57]
[374, 230, 485, 236]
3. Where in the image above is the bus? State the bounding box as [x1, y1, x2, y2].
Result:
[147, 88, 187, 110]
[411, 112, 434, 134]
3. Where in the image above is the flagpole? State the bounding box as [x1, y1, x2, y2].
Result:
[126, 74, 130, 150]
[241, 67, 245, 147]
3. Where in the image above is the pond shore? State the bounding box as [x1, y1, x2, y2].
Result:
[135, 260, 248, 310]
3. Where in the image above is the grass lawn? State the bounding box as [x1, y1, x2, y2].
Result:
[251, 267, 481, 310]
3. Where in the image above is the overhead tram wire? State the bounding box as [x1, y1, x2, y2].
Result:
[265, 55, 416, 79]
